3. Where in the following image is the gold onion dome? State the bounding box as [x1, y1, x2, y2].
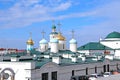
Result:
[56, 33, 65, 41]
[26, 39, 34, 45]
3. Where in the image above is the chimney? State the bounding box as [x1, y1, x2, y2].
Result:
[81, 56, 86, 62]
[71, 55, 77, 63]
[52, 54, 61, 64]
[11, 55, 20, 62]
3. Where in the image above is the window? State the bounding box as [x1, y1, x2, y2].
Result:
[42, 73, 48, 80]
[103, 65, 106, 72]
[41, 52, 44, 55]
[63, 44, 64, 49]
[51, 71, 57, 80]
[86, 68, 88, 75]
[95, 66, 97, 73]
[107, 64, 110, 72]
[45, 46, 46, 50]
[116, 63, 119, 70]
[72, 70, 74, 76]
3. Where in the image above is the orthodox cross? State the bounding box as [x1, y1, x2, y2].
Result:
[57, 22, 61, 33]
[71, 29, 75, 38]
[41, 30, 45, 38]
[29, 32, 32, 39]
[52, 20, 55, 25]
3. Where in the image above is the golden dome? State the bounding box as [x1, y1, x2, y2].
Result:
[56, 33, 65, 41]
[26, 39, 34, 45]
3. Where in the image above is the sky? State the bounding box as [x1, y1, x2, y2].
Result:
[0, 0, 120, 49]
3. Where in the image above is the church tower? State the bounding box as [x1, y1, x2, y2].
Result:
[26, 32, 34, 54]
[69, 30, 77, 52]
[50, 38, 59, 53]
[39, 31, 48, 52]
[56, 22, 66, 50]
[49, 22, 58, 40]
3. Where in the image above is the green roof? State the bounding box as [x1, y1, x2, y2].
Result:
[106, 31, 120, 39]
[50, 32, 58, 34]
[11, 55, 20, 57]
[52, 25, 56, 29]
[2, 48, 106, 68]
[78, 42, 112, 50]
[35, 58, 51, 68]
[5, 51, 27, 56]
[52, 53, 60, 57]
[59, 50, 75, 54]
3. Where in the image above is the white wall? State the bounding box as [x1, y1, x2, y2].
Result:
[100, 40, 120, 49]
[114, 50, 120, 57]
[0, 62, 35, 80]
[51, 43, 58, 53]
[78, 50, 90, 55]
[70, 44, 77, 52]
[39, 44, 48, 52]
[58, 40, 66, 50]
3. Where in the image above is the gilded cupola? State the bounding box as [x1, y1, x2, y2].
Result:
[26, 39, 34, 45]
[56, 33, 65, 41]
[26, 32, 34, 45]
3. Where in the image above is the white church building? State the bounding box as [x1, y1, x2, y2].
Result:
[0, 23, 120, 80]
[78, 31, 120, 60]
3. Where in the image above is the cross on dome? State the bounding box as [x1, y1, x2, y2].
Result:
[57, 22, 61, 33]
[71, 29, 75, 38]
[52, 20, 55, 25]
[41, 30, 45, 38]
[29, 32, 32, 39]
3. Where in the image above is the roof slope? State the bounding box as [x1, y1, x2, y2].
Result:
[78, 42, 112, 50]
[106, 31, 120, 39]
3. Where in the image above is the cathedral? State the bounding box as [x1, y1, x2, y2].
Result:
[0, 23, 120, 80]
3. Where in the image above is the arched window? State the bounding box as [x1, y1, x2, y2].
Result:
[45, 46, 46, 50]
[63, 44, 64, 49]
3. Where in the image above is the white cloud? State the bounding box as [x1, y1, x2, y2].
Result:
[62, 0, 120, 46]
[1, 0, 120, 48]
[54, 11, 97, 20]
[0, 0, 120, 30]
[52, 1, 72, 12]
[0, 0, 73, 28]
[21, 0, 41, 7]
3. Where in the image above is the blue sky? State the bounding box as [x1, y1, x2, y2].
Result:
[0, 0, 120, 49]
